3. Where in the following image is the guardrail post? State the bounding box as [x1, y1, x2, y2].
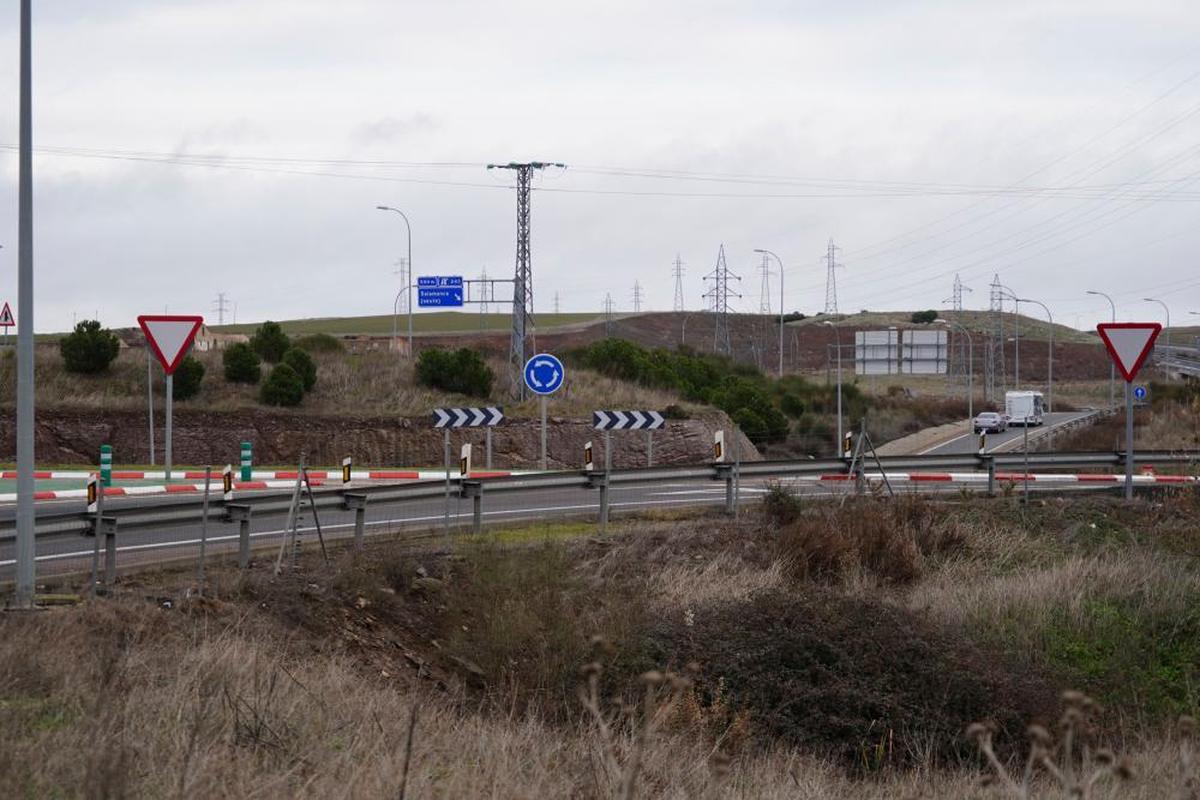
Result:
[985, 456, 996, 497]
[459, 480, 483, 535]
[588, 472, 610, 532]
[101, 516, 118, 588]
[341, 493, 368, 550]
[715, 464, 733, 515]
[226, 504, 252, 568]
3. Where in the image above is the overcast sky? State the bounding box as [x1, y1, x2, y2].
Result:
[0, 0, 1198, 332]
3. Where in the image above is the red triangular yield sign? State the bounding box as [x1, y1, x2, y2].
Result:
[138, 315, 204, 375]
[0, 302, 14, 327]
[1097, 322, 1162, 383]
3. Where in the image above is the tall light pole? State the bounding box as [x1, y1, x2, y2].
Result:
[1017, 297, 1053, 412]
[1144, 297, 1171, 380]
[1086, 290, 1116, 407]
[15, 0, 34, 607]
[823, 320, 843, 455]
[753, 248, 785, 378]
[937, 319, 973, 427]
[376, 205, 413, 357]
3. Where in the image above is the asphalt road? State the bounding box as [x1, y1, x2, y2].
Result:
[0, 470, 1121, 584]
[921, 411, 1094, 455]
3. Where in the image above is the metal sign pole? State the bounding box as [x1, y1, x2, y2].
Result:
[444, 428, 451, 533]
[147, 349, 155, 465]
[647, 430, 653, 467]
[486, 426, 493, 470]
[1124, 381, 1134, 500]
[165, 373, 173, 480]
[540, 395, 548, 470]
[604, 430, 612, 473]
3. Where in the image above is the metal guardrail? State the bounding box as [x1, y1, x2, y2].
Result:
[3, 449, 1198, 543]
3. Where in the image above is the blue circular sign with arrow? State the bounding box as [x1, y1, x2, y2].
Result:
[1133, 385, 1148, 401]
[524, 353, 565, 395]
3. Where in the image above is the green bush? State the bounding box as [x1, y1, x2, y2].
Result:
[260, 363, 305, 407]
[910, 310, 938, 324]
[222, 342, 261, 384]
[294, 333, 344, 354]
[282, 348, 318, 391]
[780, 393, 805, 418]
[171, 356, 205, 400]
[250, 321, 291, 363]
[59, 320, 121, 375]
[415, 347, 495, 398]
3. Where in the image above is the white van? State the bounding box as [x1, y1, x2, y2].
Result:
[1005, 391, 1045, 427]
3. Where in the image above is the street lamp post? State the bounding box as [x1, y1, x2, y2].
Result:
[1017, 298, 1053, 412]
[823, 320, 843, 455]
[753, 248, 785, 378]
[1144, 297, 1171, 380]
[376, 205, 413, 357]
[1086, 290, 1116, 407]
[936, 319, 973, 427]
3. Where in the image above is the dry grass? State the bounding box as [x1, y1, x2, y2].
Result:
[3, 495, 1200, 797]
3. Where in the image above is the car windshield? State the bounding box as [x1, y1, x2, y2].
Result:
[977, 413, 998, 420]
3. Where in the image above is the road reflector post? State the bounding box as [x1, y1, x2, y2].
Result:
[584, 441, 594, 472]
[978, 432, 987, 455]
[226, 504, 253, 568]
[86, 474, 99, 514]
[842, 432, 853, 460]
[99, 444, 113, 487]
[240, 441, 252, 481]
[342, 457, 352, 484]
[460, 443, 472, 477]
[714, 430, 725, 463]
[222, 464, 233, 501]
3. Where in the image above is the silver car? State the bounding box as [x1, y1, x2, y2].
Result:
[973, 412, 1008, 434]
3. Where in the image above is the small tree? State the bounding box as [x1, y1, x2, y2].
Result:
[910, 310, 938, 324]
[60, 320, 121, 374]
[250, 321, 291, 363]
[172, 355, 205, 400]
[282, 348, 318, 391]
[260, 363, 305, 407]
[223, 342, 261, 384]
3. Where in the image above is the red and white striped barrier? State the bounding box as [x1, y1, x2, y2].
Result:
[809, 472, 1199, 485]
[0, 468, 518, 482]
[0, 478, 320, 504]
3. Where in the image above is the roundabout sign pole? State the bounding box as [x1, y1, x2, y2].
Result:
[524, 353, 565, 470]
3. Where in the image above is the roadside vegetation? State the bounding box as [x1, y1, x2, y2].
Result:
[2, 491, 1200, 797]
[1054, 381, 1200, 451]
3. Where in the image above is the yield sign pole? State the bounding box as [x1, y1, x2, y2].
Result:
[138, 315, 204, 480]
[1096, 323, 1162, 500]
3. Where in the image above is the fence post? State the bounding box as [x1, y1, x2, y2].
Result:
[342, 493, 368, 550]
[240, 441, 253, 481]
[226, 504, 252, 568]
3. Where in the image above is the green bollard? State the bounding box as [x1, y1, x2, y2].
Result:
[240, 441, 252, 481]
[99, 444, 113, 487]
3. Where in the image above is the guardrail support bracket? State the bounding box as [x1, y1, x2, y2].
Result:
[342, 493, 368, 550]
[225, 504, 253, 568]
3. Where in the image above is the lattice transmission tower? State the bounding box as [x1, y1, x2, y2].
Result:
[604, 293, 615, 337]
[631, 281, 643, 313]
[945, 274, 973, 386]
[702, 244, 741, 355]
[823, 238, 842, 315]
[984, 273, 1007, 403]
[758, 252, 772, 314]
[487, 160, 565, 399]
[672, 254, 686, 312]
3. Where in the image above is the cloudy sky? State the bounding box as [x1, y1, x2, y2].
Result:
[0, 0, 1198, 332]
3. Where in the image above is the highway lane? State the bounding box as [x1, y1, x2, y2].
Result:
[922, 411, 1094, 455]
[0, 473, 1127, 584]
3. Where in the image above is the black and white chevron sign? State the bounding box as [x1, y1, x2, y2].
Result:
[432, 407, 504, 428]
[592, 410, 665, 431]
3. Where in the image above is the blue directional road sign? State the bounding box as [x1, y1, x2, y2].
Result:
[1133, 385, 1148, 402]
[524, 353, 565, 395]
[417, 275, 464, 308]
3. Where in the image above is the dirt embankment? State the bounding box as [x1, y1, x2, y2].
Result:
[0, 407, 758, 468]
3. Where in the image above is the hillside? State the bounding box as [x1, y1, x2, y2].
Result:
[212, 311, 606, 337]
